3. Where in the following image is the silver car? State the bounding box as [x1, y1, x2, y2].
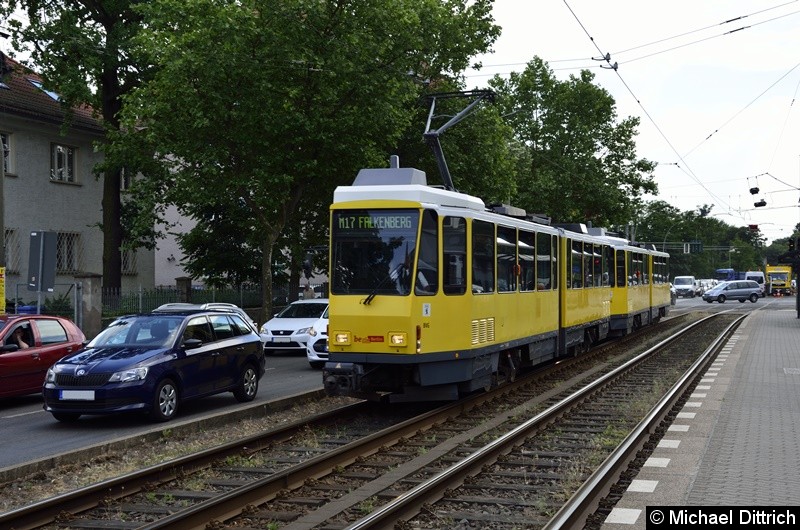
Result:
[155, 303, 258, 333]
[702, 280, 761, 303]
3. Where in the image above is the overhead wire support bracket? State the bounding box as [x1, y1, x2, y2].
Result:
[423, 90, 495, 192]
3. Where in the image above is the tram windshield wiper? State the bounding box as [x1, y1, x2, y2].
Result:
[363, 263, 408, 305]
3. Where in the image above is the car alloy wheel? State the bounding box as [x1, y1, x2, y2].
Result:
[234, 364, 259, 402]
[151, 379, 178, 421]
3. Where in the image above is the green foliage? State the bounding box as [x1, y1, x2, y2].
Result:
[43, 292, 73, 317]
[489, 58, 657, 227]
[113, 0, 499, 322]
[630, 201, 770, 278]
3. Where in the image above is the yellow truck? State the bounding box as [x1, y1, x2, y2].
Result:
[766, 265, 793, 296]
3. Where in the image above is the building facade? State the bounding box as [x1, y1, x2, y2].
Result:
[1, 52, 155, 306]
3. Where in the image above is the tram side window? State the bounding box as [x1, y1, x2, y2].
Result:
[570, 239, 583, 289]
[653, 256, 661, 284]
[497, 225, 516, 292]
[626, 251, 634, 285]
[582, 242, 594, 288]
[520, 230, 536, 292]
[632, 252, 643, 285]
[604, 246, 615, 286]
[593, 244, 603, 287]
[655, 256, 668, 284]
[534, 232, 551, 290]
[643, 253, 651, 284]
[472, 220, 495, 294]
[415, 209, 439, 295]
[443, 216, 467, 295]
[652, 257, 659, 284]
[616, 249, 626, 287]
[551, 235, 559, 290]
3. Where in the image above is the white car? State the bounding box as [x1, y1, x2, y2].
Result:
[306, 306, 329, 369]
[260, 299, 329, 354]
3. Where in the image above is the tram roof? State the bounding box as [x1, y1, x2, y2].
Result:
[334, 167, 485, 211]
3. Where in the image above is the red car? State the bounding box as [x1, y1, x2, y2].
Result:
[0, 314, 86, 398]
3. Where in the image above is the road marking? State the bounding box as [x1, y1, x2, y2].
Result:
[3, 410, 42, 419]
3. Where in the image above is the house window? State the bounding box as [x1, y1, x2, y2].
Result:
[51, 144, 76, 182]
[28, 78, 60, 101]
[56, 232, 80, 272]
[1, 132, 10, 174]
[122, 248, 137, 275]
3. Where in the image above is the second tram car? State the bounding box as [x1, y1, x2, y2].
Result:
[322, 157, 670, 402]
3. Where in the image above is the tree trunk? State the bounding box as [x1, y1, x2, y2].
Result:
[102, 168, 123, 289]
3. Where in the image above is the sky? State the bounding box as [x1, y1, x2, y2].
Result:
[463, 0, 800, 245]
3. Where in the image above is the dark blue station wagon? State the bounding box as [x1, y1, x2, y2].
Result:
[43, 309, 266, 422]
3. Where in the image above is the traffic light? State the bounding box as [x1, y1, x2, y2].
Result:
[302, 253, 313, 279]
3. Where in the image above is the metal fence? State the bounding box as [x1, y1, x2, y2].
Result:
[9, 282, 80, 324]
[101, 285, 266, 318]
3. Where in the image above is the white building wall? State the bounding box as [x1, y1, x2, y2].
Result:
[155, 204, 195, 287]
[2, 114, 155, 299]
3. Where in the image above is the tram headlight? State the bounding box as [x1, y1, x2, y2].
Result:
[333, 332, 351, 345]
[388, 332, 407, 346]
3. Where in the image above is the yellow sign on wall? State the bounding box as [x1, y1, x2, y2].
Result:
[0, 266, 5, 314]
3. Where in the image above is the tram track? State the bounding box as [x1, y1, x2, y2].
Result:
[0, 311, 739, 530]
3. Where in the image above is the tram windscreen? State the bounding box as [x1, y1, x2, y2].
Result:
[331, 209, 420, 296]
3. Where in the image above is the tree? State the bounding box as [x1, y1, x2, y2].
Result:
[119, 0, 499, 323]
[489, 58, 657, 227]
[0, 0, 151, 290]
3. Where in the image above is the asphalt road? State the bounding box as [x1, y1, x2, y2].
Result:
[0, 352, 322, 470]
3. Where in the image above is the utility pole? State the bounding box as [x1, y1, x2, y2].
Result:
[1, 47, 8, 313]
[1, 127, 6, 315]
[1, 132, 5, 266]
[1, 48, 8, 271]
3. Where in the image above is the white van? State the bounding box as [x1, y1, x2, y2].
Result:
[744, 271, 766, 297]
[673, 275, 697, 298]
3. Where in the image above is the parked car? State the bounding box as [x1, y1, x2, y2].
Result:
[0, 314, 86, 398]
[306, 306, 329, 369]
[155, 302, 258, 333]
[702, 280, 761, 304]
[260, 299, 329, 354]
[42, 309, 266, 422]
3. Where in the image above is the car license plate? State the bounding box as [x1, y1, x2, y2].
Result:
[273, 337, 291, 343]
[60, 390, 95, 401]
